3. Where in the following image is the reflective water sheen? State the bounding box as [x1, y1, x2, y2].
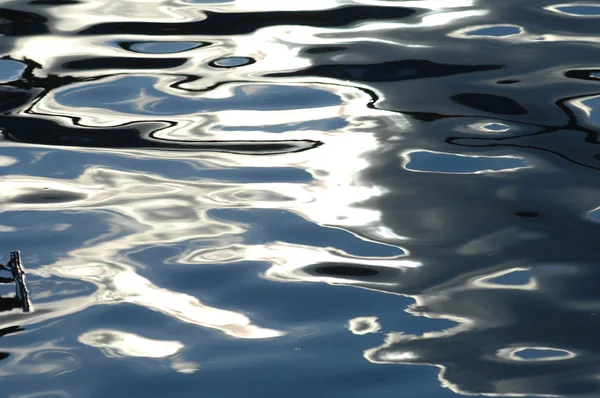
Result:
[0, 0, 599, 397]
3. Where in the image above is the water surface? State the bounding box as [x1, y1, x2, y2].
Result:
[0, 0, 599, 397]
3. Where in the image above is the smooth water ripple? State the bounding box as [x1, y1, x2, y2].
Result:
[0, 0, 599, 397]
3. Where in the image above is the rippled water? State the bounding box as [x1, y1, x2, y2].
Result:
[1, 0, 600, 397]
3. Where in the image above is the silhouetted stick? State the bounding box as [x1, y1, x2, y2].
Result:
[8, 251, 31, 312]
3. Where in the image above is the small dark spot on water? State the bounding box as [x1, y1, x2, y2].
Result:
[11, 190, 86, 204]
[29, 0, 80, 4]
[315, 265, 379, 277]
[304, 46, 347, 54]
[409, 305, 431, 314]
[209, 57, 256, 68]
[183, 0, 234, 3]
[409, 112, 445, 122]
[497, 79, 520, 84]
[515, 211, 539, 218]
[62, 57, 187, 70]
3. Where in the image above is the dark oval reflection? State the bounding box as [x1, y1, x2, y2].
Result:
[209, 57, 255, 68]
[11, 190, 86, 204]
[314, 265, 379, 277]
[451, 93, 529, 115]
[514, 211, 539, 218]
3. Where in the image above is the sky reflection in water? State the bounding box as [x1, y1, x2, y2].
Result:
[0, 0, 599, 397]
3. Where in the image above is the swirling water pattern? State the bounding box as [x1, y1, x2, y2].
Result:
[0, 0, 599, 397]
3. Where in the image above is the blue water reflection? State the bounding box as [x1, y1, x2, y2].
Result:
[210, 57, 255, 68]
[403, 150, 528, 174]
[463, 25, 523, 37]
[0, 0, 598, 397]
[54, 77, 343, 114]
[124, 41, 208, 54]
[549, 4, 600, 16]
[0, 59, 25, 83]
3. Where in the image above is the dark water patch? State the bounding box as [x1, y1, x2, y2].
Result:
[62, 57, 188, 70]
[268, 59, 504, 83]
[407, 112, 447, 122]
[0, 90, 34, 112]
[564, 69, 600, 81]
[515, 211, 539, 218]
[304, 46, 347, 54]
[2, 121, 172, 148]
[0, 326, 23, 337]
[9, 189, 86, 204]
[0, 8, 48, 36]
[315, 265, 379, 277]
[143, 139, 324, 155]
[451, 93, 529, 115]
[0, 296, 26, 313]
[1, 116, 323, 154]
[4, 127, 323, 154]
[79, 6, 416, 35]
[183, 0, 235, 3]
[299, 261, 408, 286]
[497, 79, 520, 84]
[29, 0, 80, 4]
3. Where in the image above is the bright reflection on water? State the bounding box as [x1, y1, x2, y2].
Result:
[78, 329, 184, 358]
[0, 0, 599, 397]
[348, 316, 381, 335]
[545, 4, 600, 17]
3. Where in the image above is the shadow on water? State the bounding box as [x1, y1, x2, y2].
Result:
[0, 0, 600, 397]
[78, 6, 417, 35]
